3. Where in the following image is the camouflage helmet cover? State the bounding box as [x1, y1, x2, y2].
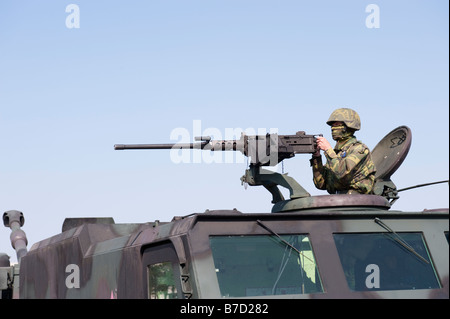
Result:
[326, 108, 361, 131]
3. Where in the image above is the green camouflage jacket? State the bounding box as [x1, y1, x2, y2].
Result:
[310, 136, 376, 194]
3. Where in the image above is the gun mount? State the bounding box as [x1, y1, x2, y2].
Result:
[116, 131, 322, 207]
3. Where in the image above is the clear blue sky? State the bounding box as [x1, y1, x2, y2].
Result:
[1, 0, 448, 262]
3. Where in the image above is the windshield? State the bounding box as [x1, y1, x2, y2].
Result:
[209, 234, 323, 297]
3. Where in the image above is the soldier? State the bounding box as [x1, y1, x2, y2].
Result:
[310, 108, 376, 194]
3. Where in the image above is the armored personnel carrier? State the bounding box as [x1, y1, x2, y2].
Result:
[1, 126, 448, 299]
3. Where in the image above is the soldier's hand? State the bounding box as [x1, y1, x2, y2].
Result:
[316, 136, 332, 151]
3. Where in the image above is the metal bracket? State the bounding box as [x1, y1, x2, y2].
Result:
[241, 164, 310, 204]
[373, 178, 399, 205]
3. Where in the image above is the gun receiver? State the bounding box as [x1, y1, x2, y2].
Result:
[115, 131, 321, 205]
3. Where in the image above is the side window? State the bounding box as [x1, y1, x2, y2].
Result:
[210, 234, 323, 297]
[142, 242, 182, 299]
[445, 232, 449, 244]
[147, 262, 178, 299]
[333, 232, 440, 291]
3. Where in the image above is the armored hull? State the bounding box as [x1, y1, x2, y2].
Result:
[19, 203, 449, 299]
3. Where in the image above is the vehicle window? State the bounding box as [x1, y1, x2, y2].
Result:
[333, 233, 440, 291]
[147, 262, 178, 299]
[445, 232, 449, 244]
[210, 235, 323, 297]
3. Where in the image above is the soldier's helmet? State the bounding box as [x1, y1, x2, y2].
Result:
[326, 108, 361, 131]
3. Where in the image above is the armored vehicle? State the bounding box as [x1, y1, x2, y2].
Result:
[1, 126, 448, 299]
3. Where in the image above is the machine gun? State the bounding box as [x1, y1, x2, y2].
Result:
[115, 131, 321, 204]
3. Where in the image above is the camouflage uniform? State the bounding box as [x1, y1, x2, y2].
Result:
[311, 137, 376, 194]
[311, 108, 376, 194]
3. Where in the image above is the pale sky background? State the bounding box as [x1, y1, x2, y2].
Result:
[1, 1, 448, 262]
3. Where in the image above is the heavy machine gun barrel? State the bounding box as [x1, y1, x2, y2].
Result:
[115, 135, 241, 152]
[115, 143, 198, 150]
[115, 136, 214, 151]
